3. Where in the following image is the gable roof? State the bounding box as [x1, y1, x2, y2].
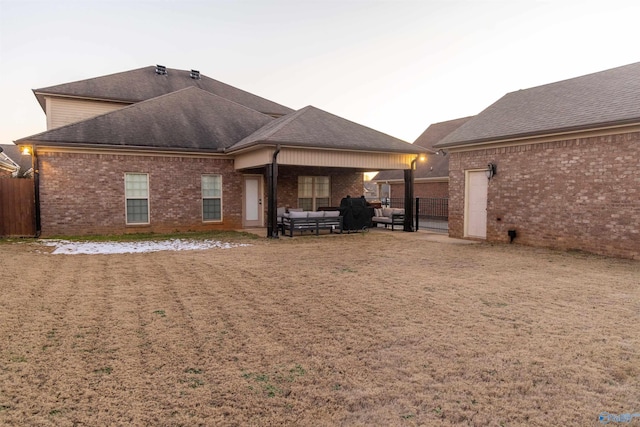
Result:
[34, 65, 294, 117]
[372, 116, 472, 181]
[17, 87, 274, 152]
[229, 105, 423, 154]
[436, 62, 640, 148]
[414, 116, 474, 150]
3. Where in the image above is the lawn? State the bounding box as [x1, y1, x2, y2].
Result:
[0, 231, 638, 426]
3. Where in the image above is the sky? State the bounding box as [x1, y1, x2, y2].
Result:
[1, 0, 639, 145]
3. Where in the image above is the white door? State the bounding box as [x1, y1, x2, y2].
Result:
[243, 176, 263, 227]
[465, 170, 488, 238]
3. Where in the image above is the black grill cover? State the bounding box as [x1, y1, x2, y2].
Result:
[339, 196, 372, 231]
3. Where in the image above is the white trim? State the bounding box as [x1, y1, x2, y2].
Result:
[242, 174, 264, 227]
[464, 169, 488, 239]
[124, 172, 150, 225]
[37, 92, 135, 106]
[298, 175, 331, 211]
[441, 123, 640, 153]
[201, 174, 223, 223]
[32, 145, 231, 159]
[233, 145, 418, 170]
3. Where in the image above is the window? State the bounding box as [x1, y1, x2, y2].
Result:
[298, 176, 330, 211]
[202, 175, 222, 221]
[125, 173, 149, 224]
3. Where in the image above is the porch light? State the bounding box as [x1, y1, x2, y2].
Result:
[486, 162, 496, 180]
[411, 154, 427, 169]
[20, 146, 32, 156]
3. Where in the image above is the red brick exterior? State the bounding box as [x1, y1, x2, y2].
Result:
[38, 152, 242, 236]
[37, 153, 364, 236]
[448, 131, 640, 259]
[273, 166, 363, 209]
[389, 180, 448, 199]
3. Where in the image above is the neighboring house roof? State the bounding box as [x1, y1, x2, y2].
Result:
[17, 87, 275, 152]
[0, 152, 18, 173]
[436, 61, 640, 148]
[229, 105, 423, 154]
[372, 116, 472, 181]
[34, 65, 294, 117]
[0, 144, 32, 176]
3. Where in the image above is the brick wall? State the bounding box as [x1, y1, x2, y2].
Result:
[38, 152, 242, 236]
[274, 166, 363, 209]
[448, 131, 640, 259]
[38, 153, 365, 236]
[389, 181, 448, 199]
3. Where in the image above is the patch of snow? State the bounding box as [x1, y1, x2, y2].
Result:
[40, 239, 251, 255]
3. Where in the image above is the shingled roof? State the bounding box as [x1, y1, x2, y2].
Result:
[436, 62, 640, 148]
[17, 87, 275, 152]
[373, 116, 472, 181]
[34, 65, 294, 117]
[229, 105, 422, 154]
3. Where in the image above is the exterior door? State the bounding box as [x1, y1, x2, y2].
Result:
[465, 170, 488, 238]
[243, 175, 263, 227]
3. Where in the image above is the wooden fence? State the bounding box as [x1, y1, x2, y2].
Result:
[0, 178, 36, 237]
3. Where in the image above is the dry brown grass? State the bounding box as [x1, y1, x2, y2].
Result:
[0, 231, 638, 426]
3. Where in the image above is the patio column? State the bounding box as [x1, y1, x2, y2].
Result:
[403, 168, 414, 232]
[266, 146, 280, 238]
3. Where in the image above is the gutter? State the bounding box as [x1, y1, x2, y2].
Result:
[435, 119, 640, 150]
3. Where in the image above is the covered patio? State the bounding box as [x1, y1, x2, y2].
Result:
[228, 106, 427, 237]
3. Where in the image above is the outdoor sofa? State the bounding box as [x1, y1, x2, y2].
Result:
[371, 207, 405, 231]
[278, 208, 344, 237]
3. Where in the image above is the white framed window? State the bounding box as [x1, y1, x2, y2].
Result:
[202, 174, 222, 221]
[298, 176, 330, 211]
[125, 173, 149, 224]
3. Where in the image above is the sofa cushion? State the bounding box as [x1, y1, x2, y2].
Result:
[324, 210, 340, 218]
[382, 207, 394, 217]
[308, 211, 324, 218]
[374, 208, 383, 217]
[393, 208, 405, 215]
[373, 216, 391, 223]
[289, 211, 308, 219]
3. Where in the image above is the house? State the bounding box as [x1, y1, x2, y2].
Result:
[371, 116, 472, 201]
[15, 65, 424, 237]
[434, 62, 640, 259]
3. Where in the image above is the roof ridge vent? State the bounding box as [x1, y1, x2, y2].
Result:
[190, 69, 200, 80]
[155, 64, 168, 75]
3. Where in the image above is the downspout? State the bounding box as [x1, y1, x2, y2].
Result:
[266, 145, 281, 238]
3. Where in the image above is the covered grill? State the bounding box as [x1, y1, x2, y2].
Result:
[339, 196, 372, 232]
